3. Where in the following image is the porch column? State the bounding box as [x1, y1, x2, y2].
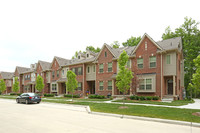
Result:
[173, 75, 175, 96]
[112, 79, 114, 96]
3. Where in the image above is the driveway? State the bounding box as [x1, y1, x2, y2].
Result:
[0, 99, 199, 133]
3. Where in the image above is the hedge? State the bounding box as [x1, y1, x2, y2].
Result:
[44, 94, 55, 97]
[129, 95, 159, 101]
[64, 94, 80, 98]
[88, 95, 105, 99]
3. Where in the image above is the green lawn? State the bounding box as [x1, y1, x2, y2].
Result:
[113, 99, 194, 106]
[1, 96, 200, 123]
[41, 99, 200, 123]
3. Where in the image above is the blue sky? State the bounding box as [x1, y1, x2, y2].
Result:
[0, 0, 199, 72]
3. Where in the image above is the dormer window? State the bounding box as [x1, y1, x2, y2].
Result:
[78, 56, 80, 59]
[87, 54, 89, 58]
[105, 51, 107, 57]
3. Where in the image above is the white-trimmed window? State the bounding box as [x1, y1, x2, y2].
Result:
[108, 80, 112, 90]
[62, 70, 64, 76]
[78, 67, 82, 75]
[139, 78, 152, 90]
[57, 70, 59, 77]
[87, 66, 90, 73]
[99, 64, 104, 73]
[126, 59, 131, 68]
[137, 58, 143, 69]
[93, 65, 95, 72]
[99, 81, 104, 90]
[149, 56, 156, 68]
[108, 62, 112, 72]
[52, 84, 57, 91]
[77, 82, 82, 91]
[166, 55, 171, 64]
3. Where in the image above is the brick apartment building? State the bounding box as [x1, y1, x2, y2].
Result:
[0, 72, 14, 94]
[1, 33, 184, 100]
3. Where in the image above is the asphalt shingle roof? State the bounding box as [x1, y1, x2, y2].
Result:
[16, 66, 31, 74]
[0, 72, 14, 79]
[39, 60, 51, 71]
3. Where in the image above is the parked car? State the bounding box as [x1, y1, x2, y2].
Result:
[16, 93, 41, 104]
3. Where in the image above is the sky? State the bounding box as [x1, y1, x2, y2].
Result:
[0, 0, 199, 72]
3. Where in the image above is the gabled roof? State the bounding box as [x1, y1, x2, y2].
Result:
[132, 33, 163, 54]
[0, 72, 14, 79]
[16, 66, 31, 74]
[38, 60, 51, 71]
[95, 43, 117, 61]
[51, 56, 70, 68]
[157, 37, 182, 51]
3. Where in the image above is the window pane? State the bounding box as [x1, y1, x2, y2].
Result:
[108, 81, 112, 86]
[150, 62, 156, 68]
[127, 60, 130, 68]
[93, 65, 95, 72]
[146, 79, 152, 84]
[108, 62, 112, 72]
[139, 85, 145, 90]
[150, 56, 156, 62]
[137, 58, 143, 68]
[146, 85, 152, 90]
[137, 58, 143, 64]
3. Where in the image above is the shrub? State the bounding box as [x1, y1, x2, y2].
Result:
[10, 93, 17, 95]
[64, 94, 80, 98]
[44, 94, 55, 97]
[139, 96, 146, 100]
[152, 96, 159, 100]
[130, 95, 137, 100]
[88, 95, 105, 99]
[17, 93, 22, 96]
[146, 96, 152, 100]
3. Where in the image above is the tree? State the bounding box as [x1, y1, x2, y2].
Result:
[116, 50, 133, 105]
[66, 70, 78, 102]
[86, 46, 101, 53]
[72, 46, 101, 59]
[122, 36, 141, 47]
[13, 77, 19, 93]
[162, 17, 200, 97]
[0, 79, 6, 94]
[191, 55, 200, 98]
[110, 41, 120, 48]
[35, 75, 44, 94]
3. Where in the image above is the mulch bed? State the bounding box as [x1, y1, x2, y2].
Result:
[192, 112, 200, 117]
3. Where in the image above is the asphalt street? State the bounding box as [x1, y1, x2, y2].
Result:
[0, 99, 199, 133]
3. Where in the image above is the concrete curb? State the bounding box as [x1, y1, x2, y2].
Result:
[90, 110, 200, 128]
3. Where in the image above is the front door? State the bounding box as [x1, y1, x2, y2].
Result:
[167, 79, 173, 95]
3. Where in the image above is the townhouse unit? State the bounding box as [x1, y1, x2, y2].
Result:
[1, 33, 184, 100]
[0, 72, 14, 94]
[36, 60, 51, 93]
[14, 66, 31, 93]
[50, 33, 184, 100]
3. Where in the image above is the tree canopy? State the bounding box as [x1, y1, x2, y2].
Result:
[66, 70, 78, 101]
[110, 41, 120, 48]
[0, 79, 6, 94]
[122, 36, 141, 47]
[162, 17, 200, 96]
[35, 75, 44, 93]
[13, 77, 19, 93]
[116, 50, 133, 101]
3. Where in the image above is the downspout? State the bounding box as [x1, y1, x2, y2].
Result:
[161, 54, 163, 100]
